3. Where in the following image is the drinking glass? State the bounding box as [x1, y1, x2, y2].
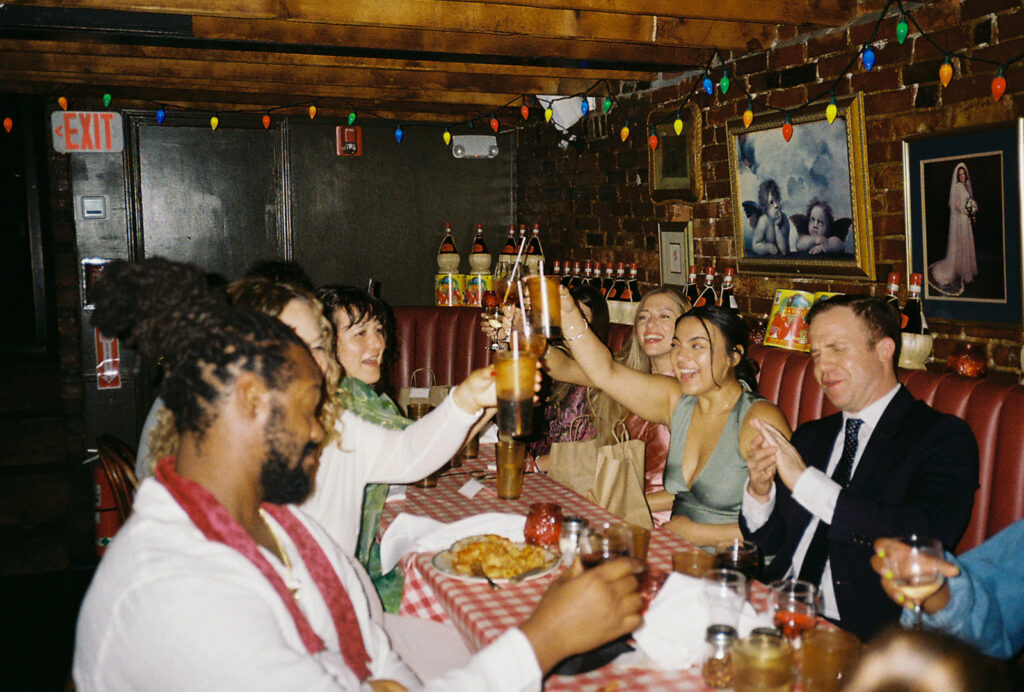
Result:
[511, 310, 547, 359]
[714, 538, 761, 581]
[770, 579, 818, 649]
[702, 568, 747, 628]
[525, 274, 562, 339]
[672, 547, 715, 577]
[800, 627, 861, 692]
[732, 633, 794, 692]
[885, 534, 945, 629]
[482, 291, 504, 351]
[493, 348, 537, 439]
[495, 439, 526, 500]
[578, 522, 634, 569]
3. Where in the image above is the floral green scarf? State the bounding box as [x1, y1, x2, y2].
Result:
[338, 376, 409, 613]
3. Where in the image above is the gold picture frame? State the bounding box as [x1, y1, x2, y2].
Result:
[649, 105, 703, 203]
[727, 92, 874, 280]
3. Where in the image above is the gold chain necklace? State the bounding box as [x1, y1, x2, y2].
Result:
[259, 508, 301, 598]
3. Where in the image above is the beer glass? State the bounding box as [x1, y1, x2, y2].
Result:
[525, 274, 562, 339]
[493, 349, 537, 439]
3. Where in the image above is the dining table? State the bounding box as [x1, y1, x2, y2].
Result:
[379, 442, 776, 691]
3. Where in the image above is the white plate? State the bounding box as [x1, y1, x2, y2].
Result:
[431, 536, 560, 584]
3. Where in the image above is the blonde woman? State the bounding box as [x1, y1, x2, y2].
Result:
[545, 287, 689, 523]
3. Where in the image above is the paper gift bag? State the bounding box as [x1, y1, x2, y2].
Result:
[548, 421, 652, 529]
[396, 368, 452, 414]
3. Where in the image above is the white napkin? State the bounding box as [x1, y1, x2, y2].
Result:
[380, 512, 527, 573]
[624, 573, 773, 671]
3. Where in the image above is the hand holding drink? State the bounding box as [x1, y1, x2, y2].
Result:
[880, 535, 946, 628]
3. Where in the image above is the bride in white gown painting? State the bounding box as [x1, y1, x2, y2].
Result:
[929, 162, 978, 295]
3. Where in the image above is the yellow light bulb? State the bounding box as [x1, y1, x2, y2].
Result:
[826, 102, 837, 124]
[210, 116, 219, 130]
[673, 116, 683, 136]
[620, 125, 630, 142]
[544, 107, 553, 123]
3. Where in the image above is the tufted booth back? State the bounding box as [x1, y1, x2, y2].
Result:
[393, 307, 1024, 553]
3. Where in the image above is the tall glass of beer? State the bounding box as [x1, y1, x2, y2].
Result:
[493, 348, 537, 439]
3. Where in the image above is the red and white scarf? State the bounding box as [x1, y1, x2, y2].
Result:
[155, 456, 371, 680]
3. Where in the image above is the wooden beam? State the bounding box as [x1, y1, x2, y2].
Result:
[438, 0, 853, 26]
[12, 0, 778, 49]
[0, 45, 605, 96]
[192, 16, 708, 68]
[0, 38, 650, 82]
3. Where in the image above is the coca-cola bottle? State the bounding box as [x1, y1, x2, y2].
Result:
[693, 266, 717, 308]
[901, 273, 929, 334]
[683, 265, 700, 306]
[716, 267, 738, 313]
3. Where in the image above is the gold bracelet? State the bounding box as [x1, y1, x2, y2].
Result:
[564, 321, 589, 342]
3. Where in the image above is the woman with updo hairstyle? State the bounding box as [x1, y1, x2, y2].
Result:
[558, 292, 792, 546]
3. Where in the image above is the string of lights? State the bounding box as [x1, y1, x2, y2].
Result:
[2, 0, 1018, 144]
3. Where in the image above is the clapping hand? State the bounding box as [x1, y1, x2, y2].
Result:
[748, 418, 807, 494]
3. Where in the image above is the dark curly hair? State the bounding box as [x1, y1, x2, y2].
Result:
[91, 258, 308, 440]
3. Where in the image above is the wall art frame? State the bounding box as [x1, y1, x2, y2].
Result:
[902, 118, 1024, 325]
[658, 221, 695, 288]
[727, 92, 874, 280]
[648, 105, 703, 203]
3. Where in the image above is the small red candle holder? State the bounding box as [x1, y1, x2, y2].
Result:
[524, 502, 563, 547]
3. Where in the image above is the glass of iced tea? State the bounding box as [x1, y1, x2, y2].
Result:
[493, 347, 537, 439]
[525, 274, 562, 339]
[732, 633, 794, 692]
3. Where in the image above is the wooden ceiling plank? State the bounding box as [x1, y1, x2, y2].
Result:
[278, 0, 775, 50]
[5, 0, 278, 19]
[437, 0, 852, 26]
[0, 49, 601, 96]
[0, 38, 651, 81]
[192, 16, 708, 67]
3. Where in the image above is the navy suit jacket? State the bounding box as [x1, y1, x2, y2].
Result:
[741, 386, 979, 640]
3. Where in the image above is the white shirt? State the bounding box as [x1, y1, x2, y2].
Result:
[743, 385, 901, 619]
[74, 479, 541, 691]
[302, 392, 479, 555]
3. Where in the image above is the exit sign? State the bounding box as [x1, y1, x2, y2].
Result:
[51, 111, 124, 153]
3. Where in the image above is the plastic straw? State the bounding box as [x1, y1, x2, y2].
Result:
[502, 234, 529, 303]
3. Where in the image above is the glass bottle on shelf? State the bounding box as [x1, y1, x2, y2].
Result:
[582, 260, 593, 287]
[567, 261, 583, 289]
[589, 261, 603, 290]
[525, 223, 545, 275]
[684, 265, 700, 306]
[694, 266, 717, 307]
[601, 263, 615, 297]
[436, 222, 460, 273]
[560, 260, 573, 286]
[716, 267, 738, 313]
[885, 272, 902, 314]
[901, 273, 929, 334]
[606, 262, 628, 323]
[620, 262, 642, 324]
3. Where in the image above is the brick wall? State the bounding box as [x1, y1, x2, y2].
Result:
[518, 1, 1023, 375]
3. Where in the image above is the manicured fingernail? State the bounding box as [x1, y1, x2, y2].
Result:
[877, 548, 886, 558]
[897, 594, 905, 605]
[885, 569, 893, 580]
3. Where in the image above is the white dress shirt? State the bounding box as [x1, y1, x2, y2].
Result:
[743, 385, 901, 619]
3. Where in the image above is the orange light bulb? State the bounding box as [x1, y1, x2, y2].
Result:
[308, 104, 317, 119]
[262, 114, 271, 129]
[782, 122, 793, 142]
[58, 96, 68, 111]
[490, 116, 499, 132]
[743, 108, 753, 128]
[939, 60, 953, 87]
[992, 69, 1007, 102]
[620, 125, 630, 142]
[3, 117, 12, 133]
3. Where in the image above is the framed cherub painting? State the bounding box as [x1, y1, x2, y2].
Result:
[727, 93, 874, 279]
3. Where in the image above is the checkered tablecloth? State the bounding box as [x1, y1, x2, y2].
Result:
[380, 444, 774, 690]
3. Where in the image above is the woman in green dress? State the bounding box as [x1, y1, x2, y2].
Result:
[558, 290, 792, 546]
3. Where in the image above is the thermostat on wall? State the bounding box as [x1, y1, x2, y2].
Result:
[80, 195, 107, 220]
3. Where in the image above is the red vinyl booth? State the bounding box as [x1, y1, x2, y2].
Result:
[391, 306, 1024, 554]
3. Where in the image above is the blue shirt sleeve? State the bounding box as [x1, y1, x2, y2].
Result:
[903, 519, 1024, 660]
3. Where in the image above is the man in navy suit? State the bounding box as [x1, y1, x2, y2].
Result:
[740, 295, 978, 640]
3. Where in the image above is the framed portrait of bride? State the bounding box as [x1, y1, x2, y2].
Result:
[903, 119, 1024, 324]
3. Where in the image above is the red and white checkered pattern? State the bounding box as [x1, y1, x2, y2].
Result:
[380, 444, 777, 690]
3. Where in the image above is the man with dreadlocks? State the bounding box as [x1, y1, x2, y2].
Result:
[73, 258, 643, 691]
